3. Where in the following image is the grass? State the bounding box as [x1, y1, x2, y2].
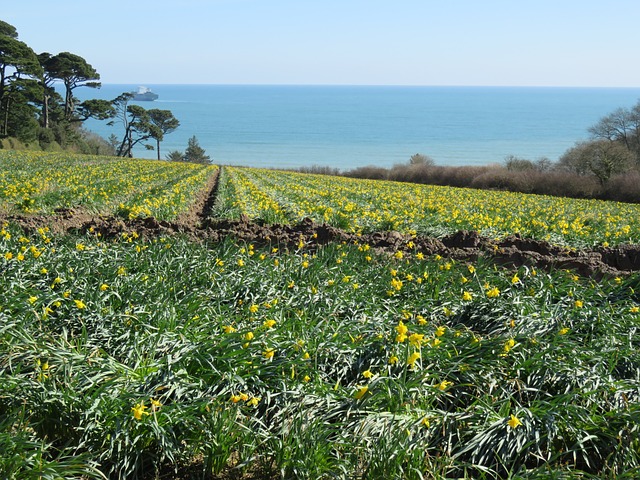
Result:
[1, 221, 639, 479]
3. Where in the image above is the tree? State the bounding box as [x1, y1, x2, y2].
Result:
[183, 136, 210, 164]
[0, 24, 42, 137]
[504, 155, 535, 171]
[115, 104, 154, 157]
[589, 102, 640, 162]
[166, 150, 184, 162]
[409, 153, 435, 166]
[0, 20, 18, 39]
[44, 52, 100, 121]
[559, 139, 634, 185]
[75, 99, 115, 122]
[148, 109, 179, 160]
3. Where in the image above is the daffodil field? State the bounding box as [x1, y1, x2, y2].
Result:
[216, 166, 640, 247]
[0, 151, 216, 219]
[1, 151, 640, 479]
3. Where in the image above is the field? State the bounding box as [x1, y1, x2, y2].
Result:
[1, 151, 640, 480]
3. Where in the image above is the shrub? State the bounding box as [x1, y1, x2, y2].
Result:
[602, 170, 640, 203]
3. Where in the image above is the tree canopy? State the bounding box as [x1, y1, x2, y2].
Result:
[0, 18, 180, 157]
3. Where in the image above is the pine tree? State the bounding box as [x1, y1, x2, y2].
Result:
[183, 136, 210, 164]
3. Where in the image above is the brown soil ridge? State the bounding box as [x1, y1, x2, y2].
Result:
[2, 211, 640, 278]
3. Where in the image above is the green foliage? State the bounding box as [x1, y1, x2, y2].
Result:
[165, 150, 184, 162]
[184, 135, 211, 164]
[1, 222, 638, 478]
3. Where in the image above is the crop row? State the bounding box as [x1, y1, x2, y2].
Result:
[216, 166, 640, 246]
[1, 221, 639, 478]
[0, 151, 217, 220]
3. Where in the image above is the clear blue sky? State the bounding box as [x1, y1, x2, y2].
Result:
[4, 0, 640, 86]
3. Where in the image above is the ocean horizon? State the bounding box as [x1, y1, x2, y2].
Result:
[77, 84, 640, 170]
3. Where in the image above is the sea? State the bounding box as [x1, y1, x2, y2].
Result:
[76, 85, 640, 170]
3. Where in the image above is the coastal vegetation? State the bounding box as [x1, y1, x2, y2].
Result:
[0, 20, 180, 159]
[1, 151, 639, 479]
[217, 165, 638, 247]
[1, 14, 640, 480]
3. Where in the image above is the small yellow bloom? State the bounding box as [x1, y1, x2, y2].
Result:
[434, 380, 453, 391]
[132, 402, 150, 420]
[249, 304, 259, 313]
[559, 327, 570, 335]
[303, 375, 311, 382]
[395, 320, 408, 336]
[503, 338, 516, 353]
[574, 300, 583, 308]
[263, 348, 275, 359]
[263, 319, 277, 328]
[409, 333, 424, 347]
[467, 265, 476, 274]
[507, 414, 522, 429]
[247, 396, 260, 407]
[486, 287, 500, 298]
[389, 355, 399, 365]
[511, 274, 520, 284]
[462, 291, 473, 301]
[435, 326, 446, 337]
[407, 351, 421, 366]
[394, 251, 404, 259]
[362, 369, 374, 379]
[223, 325, 236, 334]
[244, 331, 254, 341]
[100, 284, 109, 291]
[74, 299, 86, 309]
[354, 386, 368, 400]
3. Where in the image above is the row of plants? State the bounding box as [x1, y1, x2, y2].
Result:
[217, 166, 640, 247]
[0, 151, 217, 219]
[1, 221, 638, 479]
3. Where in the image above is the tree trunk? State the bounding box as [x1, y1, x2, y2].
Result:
[156, 138, 161, 160]
[42, 94, 50, 129]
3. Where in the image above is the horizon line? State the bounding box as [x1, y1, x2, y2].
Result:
[98, 82, 640, 89]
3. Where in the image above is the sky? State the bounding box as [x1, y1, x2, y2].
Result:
[4, 0, 640, 87]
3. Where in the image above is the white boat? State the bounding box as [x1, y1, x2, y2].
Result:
[132, 86, 158, 101]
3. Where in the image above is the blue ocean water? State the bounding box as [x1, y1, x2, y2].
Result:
[78, 85, 640, 170]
